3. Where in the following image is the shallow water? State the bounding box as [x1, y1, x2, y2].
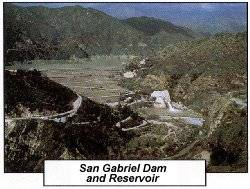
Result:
[134, 105, 204, 127]
[180, 117, 204, 126]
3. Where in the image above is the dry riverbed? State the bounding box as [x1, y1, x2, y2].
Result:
[6, 56, 206, 159]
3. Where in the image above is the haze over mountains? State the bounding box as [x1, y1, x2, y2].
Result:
[15, 3, 247, 34]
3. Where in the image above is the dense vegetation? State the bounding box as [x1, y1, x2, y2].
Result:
[4, 3, 197, 63]
[124, 16, 195, 37]
[5, 70, 77, 116]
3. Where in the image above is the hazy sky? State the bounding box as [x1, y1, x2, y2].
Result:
[13, 2, 246, 10]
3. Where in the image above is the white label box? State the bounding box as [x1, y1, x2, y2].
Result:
[44, 160, 206, 186]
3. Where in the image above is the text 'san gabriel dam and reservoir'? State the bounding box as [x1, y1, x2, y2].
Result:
[79, 163, 167, 183]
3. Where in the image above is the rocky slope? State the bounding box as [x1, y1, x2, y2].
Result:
[4, 70, 143, 172]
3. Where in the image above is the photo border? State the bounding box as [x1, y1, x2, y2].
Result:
[2, 1, 248, 175]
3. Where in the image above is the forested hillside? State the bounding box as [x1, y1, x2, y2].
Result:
[4, 4, 197, 63]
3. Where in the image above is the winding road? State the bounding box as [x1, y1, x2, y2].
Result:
[5, 94, 82, 123]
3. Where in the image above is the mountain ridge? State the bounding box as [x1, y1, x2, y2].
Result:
[123, 16, 194, 37]
[4, 3, 197, 62]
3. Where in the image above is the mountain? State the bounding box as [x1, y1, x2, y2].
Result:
[4, 4, 145, 61]
[83, 3, 247, 34]
[124, 16, 193, 37]
[4, 3, 197, 63]
[123, 16, 200, 50]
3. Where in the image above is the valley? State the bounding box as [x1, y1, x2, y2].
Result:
[4, 56, 208, 171]
[3, 3, 247, 173]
